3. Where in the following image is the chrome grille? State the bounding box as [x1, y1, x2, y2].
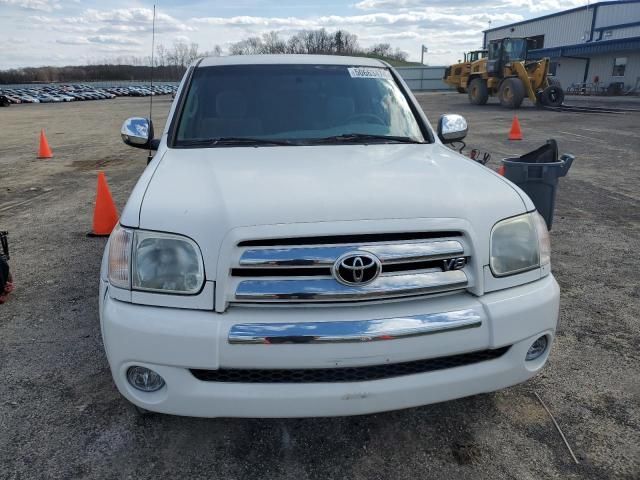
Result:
[231, 234, 470, 303]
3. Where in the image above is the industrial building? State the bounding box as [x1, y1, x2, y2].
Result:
[484, 0, 640, 94]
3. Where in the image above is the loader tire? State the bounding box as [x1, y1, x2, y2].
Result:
[540, 85, 564, 107]
[498, 78, 525, 109]
[468, 78, 488, 105]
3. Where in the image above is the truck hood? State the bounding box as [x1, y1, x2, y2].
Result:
[129, 143, 528, 275]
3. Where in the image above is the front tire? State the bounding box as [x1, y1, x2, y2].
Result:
[498, 78, 525, 109]
[468, 78, 489, 105]
[540, 85, 565, 107]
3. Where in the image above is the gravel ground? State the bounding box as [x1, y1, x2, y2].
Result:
[0, 93, 638, 479]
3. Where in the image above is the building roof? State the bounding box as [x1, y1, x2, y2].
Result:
[528, 35, 640, 58]
[198, 54, 386, 68]
[484, 0, 640, 34]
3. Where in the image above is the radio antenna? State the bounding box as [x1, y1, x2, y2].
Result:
[148, 4, 156, 163]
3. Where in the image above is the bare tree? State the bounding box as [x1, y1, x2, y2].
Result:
[300, 30, 328, 54]
[175, 41, 188, 67]
[333, 30, 359, 54]
[204, 45, 223, 57]
[187, 42, 200, 64]
[229, 37, 263, 55]
[367, 43, 408, 62]
[286, 34, 305, 54]
[391, 48, 409, 61]
[368, 43, 393, 57]
[262, 32, 287, 54]
[156, 44, 167, 67]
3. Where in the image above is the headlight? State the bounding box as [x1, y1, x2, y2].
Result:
[490, 212, 550, 277]
[108, 225, 205, 294]
[133, 231, 204, 294]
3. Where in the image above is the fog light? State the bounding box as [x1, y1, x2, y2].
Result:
[526, 336, 548, 361]
[127, 366, 165, 392]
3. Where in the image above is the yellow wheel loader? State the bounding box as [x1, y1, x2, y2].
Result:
[443, 38, 564, 109]
[444, 50, 487, 94]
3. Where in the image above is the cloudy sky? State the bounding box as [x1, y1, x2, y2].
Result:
[0, 0, 590, 69]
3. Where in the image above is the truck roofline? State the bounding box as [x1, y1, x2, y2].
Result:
[197, 54, 388, 68]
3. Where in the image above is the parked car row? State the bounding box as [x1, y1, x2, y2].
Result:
[0, 83, 178, 106]
[107, 85, 177, 97]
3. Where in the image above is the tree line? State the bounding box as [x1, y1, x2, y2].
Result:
[228, 29, 409, 63]
[0, 40, 209, 84]
[0, 29, 414, 84]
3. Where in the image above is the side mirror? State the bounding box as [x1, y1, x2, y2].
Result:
[437, 114, 468, 144]
[121, 117, 159, 150]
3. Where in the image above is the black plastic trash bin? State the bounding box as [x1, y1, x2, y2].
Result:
[501, 139, 574, 230]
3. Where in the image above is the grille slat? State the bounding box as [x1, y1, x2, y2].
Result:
[231, 259, 454, 278]
[238, 231, 461, 247]
[238, 240, 464, 268]
[234, 270, 468, 302]
[190, 347, 509, 383]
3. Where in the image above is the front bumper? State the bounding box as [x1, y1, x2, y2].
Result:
[99, 275, 560, 418]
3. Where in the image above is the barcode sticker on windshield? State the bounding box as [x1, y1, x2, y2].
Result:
[348, 67, 392, 80]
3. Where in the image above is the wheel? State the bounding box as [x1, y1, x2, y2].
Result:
[456, 87, 466, 94]
[498, 78, 525, 109]
[540, 85, 564, 107]
[468, 78, 488, 105]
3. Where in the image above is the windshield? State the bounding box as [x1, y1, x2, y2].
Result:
[503, 39, 527, 62]
[488, 39, 527, 62]
[468, 51, 487, 62]
[174, 64, 426, 146]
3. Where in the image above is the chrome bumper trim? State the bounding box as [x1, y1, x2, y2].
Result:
[234, 270, 468, 303]
[228, 309, 482, 344]
[238, 240, 464, 268]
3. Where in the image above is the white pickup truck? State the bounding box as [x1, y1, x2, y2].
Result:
[100, 54, 559, 418]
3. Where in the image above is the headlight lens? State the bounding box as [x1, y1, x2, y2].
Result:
[533, 212, 550, 268]
[133, 231, 204, 294]
[490, 212, 548, 277]
[108, 225, 132, 289]
[107, 226, 205, 294]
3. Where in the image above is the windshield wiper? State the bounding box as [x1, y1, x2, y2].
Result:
[311, 133, 423, 144]
[178, 137, 296, 147]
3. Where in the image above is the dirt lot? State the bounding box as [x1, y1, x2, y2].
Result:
[0, 93, 638, 479]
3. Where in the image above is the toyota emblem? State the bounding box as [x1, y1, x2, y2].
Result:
[333, 252, 382, 286]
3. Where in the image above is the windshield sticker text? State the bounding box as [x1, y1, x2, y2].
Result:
[348, 67, 392, 80]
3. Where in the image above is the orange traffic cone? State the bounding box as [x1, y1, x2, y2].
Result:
[508, 115, 523, 141]
[88, 171, 119, 237]
[38, 129, 53, 158]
